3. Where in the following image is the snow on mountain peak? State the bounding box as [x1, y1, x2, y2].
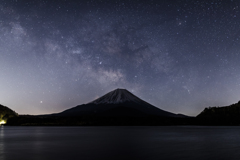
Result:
[90, 88, 142, 105]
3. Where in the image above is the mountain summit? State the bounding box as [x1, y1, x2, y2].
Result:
[56, 88, 180, 117]
[90, 88, 144, 105]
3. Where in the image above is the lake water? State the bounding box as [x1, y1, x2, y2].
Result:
[1, 126, 240, 160]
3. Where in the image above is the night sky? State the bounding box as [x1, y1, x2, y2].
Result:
[1, 0, 240, 116]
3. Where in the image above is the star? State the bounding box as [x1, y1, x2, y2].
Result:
[0, 0, 239, 116]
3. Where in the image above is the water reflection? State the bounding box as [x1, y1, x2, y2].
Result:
[1, 126, 240, 160]
[32, 127, 45, 160]
[0, 126, 5, 160]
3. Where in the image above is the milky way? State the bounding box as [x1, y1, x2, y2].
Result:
[1, 0, 240, 115]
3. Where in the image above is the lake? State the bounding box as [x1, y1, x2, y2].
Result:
[1, 126, 240, 160]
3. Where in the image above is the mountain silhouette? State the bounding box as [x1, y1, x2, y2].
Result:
[0, 104, 18, 123]
[6, 89, 190, 126]
[196, 101, 240, 125]
[55, 88, 181, 117]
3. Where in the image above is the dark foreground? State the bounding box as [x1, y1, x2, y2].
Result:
[7, 115, 195, 126]
[6, 115, 240, 126]
[1, 126, 240, 160]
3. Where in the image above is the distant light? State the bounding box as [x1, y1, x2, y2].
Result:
[0, 120, 6, 125]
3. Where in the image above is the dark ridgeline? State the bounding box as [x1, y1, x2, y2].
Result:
[0, 104, 18, 123]
[196, 101, 240, 125]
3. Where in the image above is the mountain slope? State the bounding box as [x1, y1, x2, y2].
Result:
[55, 88, 180, 117]
[196, 101, 240, 125]
[197, 101, 240, 118]
[0, 104, 18, 123]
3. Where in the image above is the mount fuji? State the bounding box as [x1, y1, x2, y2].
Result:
[55, 89, 182, 117]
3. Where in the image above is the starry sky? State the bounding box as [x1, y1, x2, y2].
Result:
[1, 0, 240, 116]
